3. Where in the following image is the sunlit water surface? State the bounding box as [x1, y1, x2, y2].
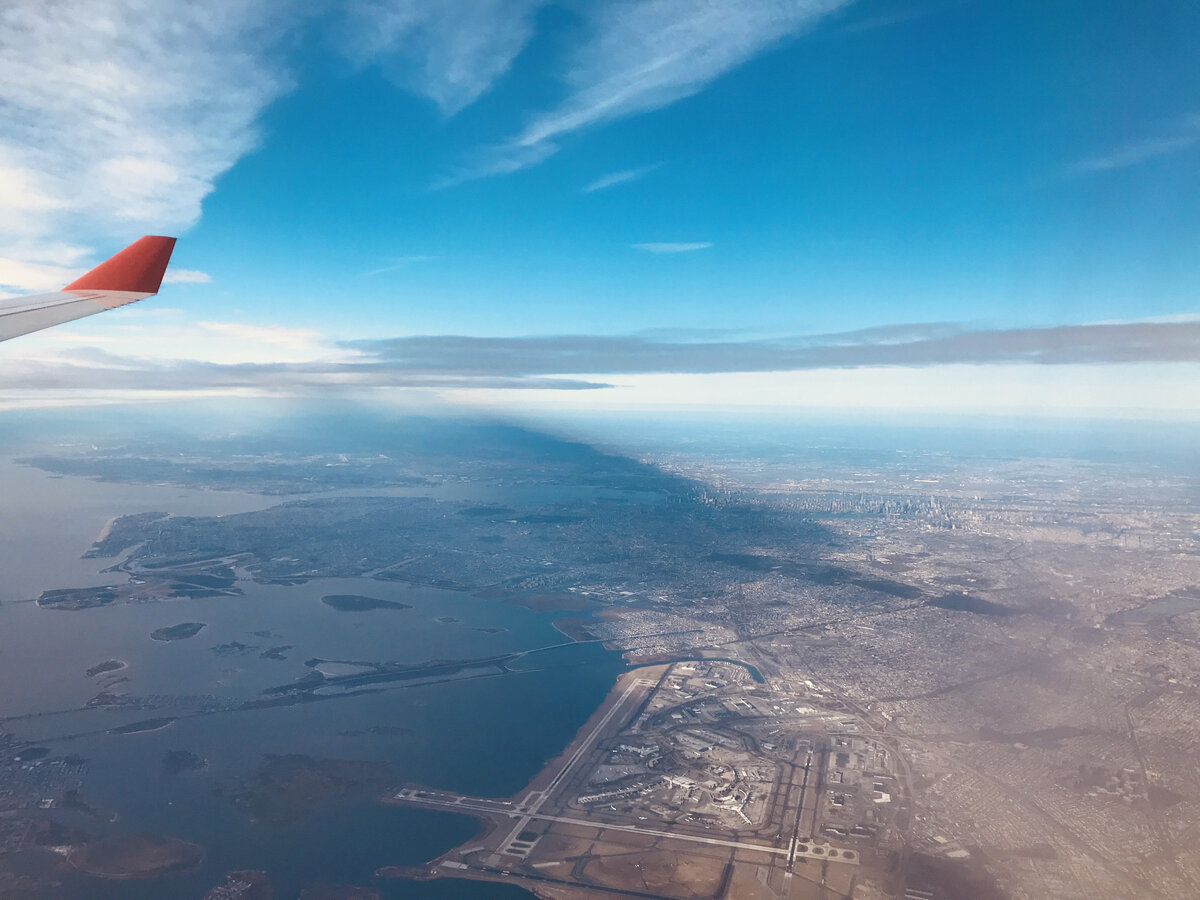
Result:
[0, 460, 621, 899]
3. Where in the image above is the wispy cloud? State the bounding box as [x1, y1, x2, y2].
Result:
[0, 0, 565, 292]
[834, 3, 941, 35]
[340, 0, 547, 115]
[0, 0, 857, 283]
[163, 269, 212, 285]
[457, 0, 853, 181]
[583, 163, 662, 193]
[631, 242, 713, 254]
[0, 0, 299, 291]
[1069, 116, 1200, 176]
[360, 256, 441, 277]
[1072, 136, 1197, 175]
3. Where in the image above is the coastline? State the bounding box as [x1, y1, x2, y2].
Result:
[381, 664, 668, 897]
[93, 516, 117, 545]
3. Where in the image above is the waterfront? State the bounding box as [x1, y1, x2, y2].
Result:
[0, 458, 624, 898]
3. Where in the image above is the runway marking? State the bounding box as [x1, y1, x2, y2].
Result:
[392, 672, 863, 868]
[495, 676, 654, 853]
[400, 790, 789, 856]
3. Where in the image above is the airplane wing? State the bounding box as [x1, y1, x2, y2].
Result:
[0, 235, 177, 343]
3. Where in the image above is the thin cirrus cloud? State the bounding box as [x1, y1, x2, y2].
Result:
[453, 0, 854, 181]
[833, 4, 939, 35]
[360, 256, 442, 278]
[0, 1, 853, 290]
[0, 0, 298, 291]
[583, 163, 663, 193]
[1071, 135, 1197, 175]
[1069, 115, 1200, 176]
[163, 269, 212, 285]
[631, 242, 713, 254]
[0, 0, 536, 291]
[338, 0, 548, 116]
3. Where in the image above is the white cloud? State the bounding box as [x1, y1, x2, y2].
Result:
[1071, 135, 1197, 175]
[6, 315, 1200, 416]
[0, 0, 558, 271]
[0, 0, 858, 278]
[163, 269, 213, 285]
[4, 241, 94, 267]
[469, 0, 851, 179]
[196, 321, 328, 354]
[0, 0, 299, 285]
[5, 310, 344, 366]
[631, 241, 712, 253]
[584, 163, 662, 193]
[454, 364, 1200, 419]
[836, 6, 936, 35]
[0, 246, 206, 294]
[341, 0, 546, 115]
[0, 257, 80, 294]
[1070, 115, 1200, 176]
[360, 256, 441, 277]
[0, 151, 66, 213]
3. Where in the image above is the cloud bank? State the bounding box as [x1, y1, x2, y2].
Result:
[354, 320, 1200, 376]
[3, 318, 1198, 402]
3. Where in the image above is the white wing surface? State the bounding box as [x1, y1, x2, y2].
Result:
[0, 236, 177, 343]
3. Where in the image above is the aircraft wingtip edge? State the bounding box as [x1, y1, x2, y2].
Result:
[62, 235, 177, 295]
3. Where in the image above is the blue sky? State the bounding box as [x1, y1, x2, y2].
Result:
[1, 0, 1198, 415]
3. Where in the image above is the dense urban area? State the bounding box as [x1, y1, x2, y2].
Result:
[2, 418, 1199, 899]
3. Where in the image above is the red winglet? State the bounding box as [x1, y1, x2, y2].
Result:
[63, 235, 177, 294]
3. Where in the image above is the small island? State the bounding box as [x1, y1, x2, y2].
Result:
[203, 870, 272, 900]
[212, 641, 257, 656]
[110, 717, 176, 735]
[321, 594, 411, 612]
[86, 659, 127, 677]
[151, 622, 206, 642]
[12, 746, 50, 762]
[37, 585, 120, 610]
[163, 749, 208, 775]
[68, 832, 204, 879]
